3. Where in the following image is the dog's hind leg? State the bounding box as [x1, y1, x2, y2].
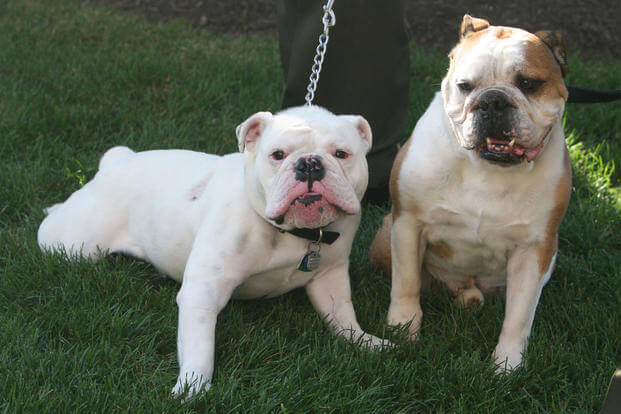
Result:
[38, 185, 126, 259]
[38, 147, 146, 260]
[38, 181, 144, 261]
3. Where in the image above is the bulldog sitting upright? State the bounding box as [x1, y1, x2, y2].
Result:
[38, 106, 386, 397]
[370, 15, 571, 372]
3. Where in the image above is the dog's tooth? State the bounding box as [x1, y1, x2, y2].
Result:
[509, 139, 515, 147]
[486, 138, 492, 145]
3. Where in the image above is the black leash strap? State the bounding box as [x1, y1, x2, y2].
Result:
[567, 86, 621, 103]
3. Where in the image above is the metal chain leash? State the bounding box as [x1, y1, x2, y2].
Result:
[304, 0, 336, 106]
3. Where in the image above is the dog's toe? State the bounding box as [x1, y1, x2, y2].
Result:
[172, 373, 211, 401]
[361, 333, 394, 350]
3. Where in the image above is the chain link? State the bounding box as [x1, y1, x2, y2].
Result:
[305, 0, 336, 106]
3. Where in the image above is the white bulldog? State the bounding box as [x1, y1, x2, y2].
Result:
[38, 105, 387, 397]
[370, 15, 572, 372]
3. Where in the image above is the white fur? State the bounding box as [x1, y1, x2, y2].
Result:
[38, 106, 386, 398]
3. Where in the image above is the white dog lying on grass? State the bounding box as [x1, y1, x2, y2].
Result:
[38, 106, 388, 397]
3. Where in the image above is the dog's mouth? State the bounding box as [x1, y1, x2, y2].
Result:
[292, 193, 323, 207]
[478, 137, 543, 165]
[265, 177, 361, 229]
[269, 192, 348, 227]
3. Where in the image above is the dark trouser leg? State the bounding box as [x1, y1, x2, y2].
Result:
[278, 0, 410, 203]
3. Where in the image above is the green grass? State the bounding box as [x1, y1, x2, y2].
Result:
[1, 0, 619, 411]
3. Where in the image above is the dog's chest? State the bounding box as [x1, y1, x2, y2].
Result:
[232, 265, 316, 299]
[230, 233, 345, 299]
[420, 175, 541, 290]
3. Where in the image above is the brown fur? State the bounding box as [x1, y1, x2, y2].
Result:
[537, 146, 571, 274]
[428, 241, 453, 260]
[535, 30, 569, 78]
[369, 213, 393, 275]
[523, 33, 569, 100]
[450, 23, 489, 62]
[450, 20, 569, 103]
[460, 15, 490, 39]
[494, 27, 514, 40]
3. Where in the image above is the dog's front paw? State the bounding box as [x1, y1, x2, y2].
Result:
[358, 333, 394, 349]
[172, 371, 211, 401]
[492, 344, 524, 374]
[387, 301, 422, 341]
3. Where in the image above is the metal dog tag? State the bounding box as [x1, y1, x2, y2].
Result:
[298, 250, 320, 272]
[298, 245, 321, 272]
[296, 229, 323, 272]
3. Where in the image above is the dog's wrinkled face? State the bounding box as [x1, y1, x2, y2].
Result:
[236, 106, 372, 229]
[442, 15, 569, 167]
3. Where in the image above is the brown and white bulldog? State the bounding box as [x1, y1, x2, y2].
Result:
[370, 15, 572, 372]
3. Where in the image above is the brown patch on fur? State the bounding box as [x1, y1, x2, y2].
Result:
[450, 21, 569, 103]
[494, 27, 514, 40]
[449, 20, 492, 66]
[369, 214, 393, 276]
[428, 241, 453, 260]
[376, 133, 423, 278]
[537, 145, 571, 274]
[523, 33, 569, 101]
[535, 30, 569, 78]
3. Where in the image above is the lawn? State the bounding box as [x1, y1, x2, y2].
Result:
[0, 0, 619, 412]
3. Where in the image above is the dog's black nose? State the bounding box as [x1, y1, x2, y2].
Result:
[294, 156, 325, 183]
[476, 90, 512, 117]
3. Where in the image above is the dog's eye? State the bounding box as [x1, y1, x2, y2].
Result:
[270, 150, 285, 161]
[457, 81, 474, 93]
[335, 150, 350, 159]
[516, 75, 544, 94]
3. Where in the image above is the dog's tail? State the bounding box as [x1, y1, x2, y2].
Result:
[98, 146, 135, 171]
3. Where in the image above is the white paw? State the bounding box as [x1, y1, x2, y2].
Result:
[387, 302, 422, 341]
[492, 345, 524, 374]
[358, 333, 394, 349]
[171, 372, 211, 401]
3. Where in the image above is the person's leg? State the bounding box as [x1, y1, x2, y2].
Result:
[278, 0, 410, 203]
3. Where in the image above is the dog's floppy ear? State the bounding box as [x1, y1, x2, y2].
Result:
[535, 30, 569, 78]
[342, 115, 373, 153]
[460, 15, 490, 40]
[236, 111, 273, 153]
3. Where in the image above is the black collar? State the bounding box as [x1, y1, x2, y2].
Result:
[277, 226, 340, 245]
